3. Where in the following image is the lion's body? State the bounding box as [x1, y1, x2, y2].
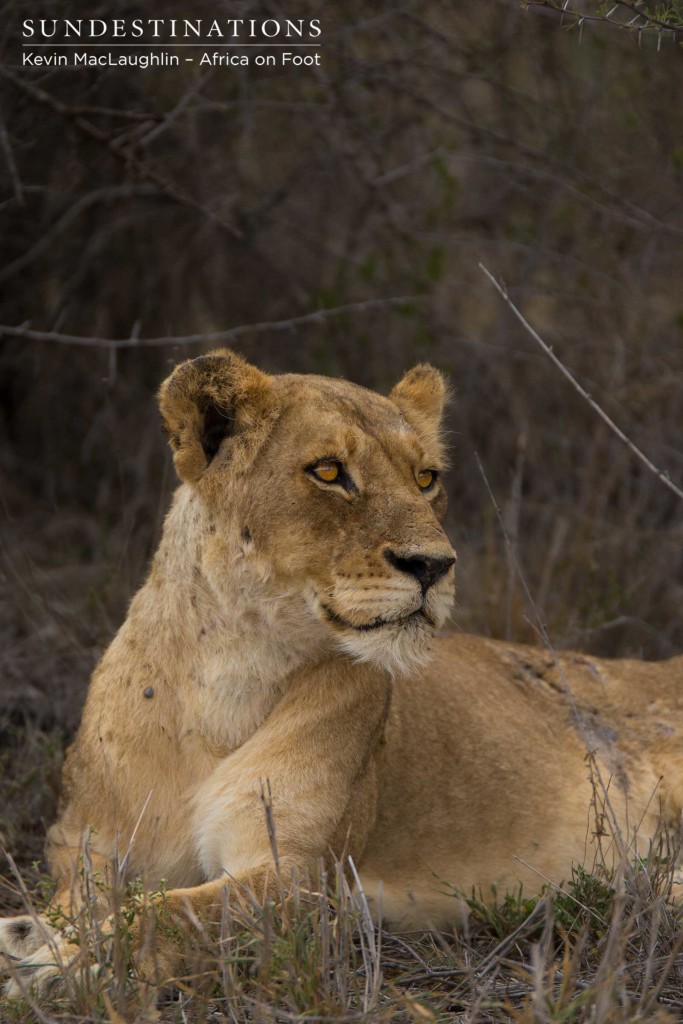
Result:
[365, 636, 683, 926]
[2, 352, 682, 996]
[53, 613, 683, 931]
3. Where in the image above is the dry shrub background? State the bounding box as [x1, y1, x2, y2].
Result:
[1, 0, 683, 1011]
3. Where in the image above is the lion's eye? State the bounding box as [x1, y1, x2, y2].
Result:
[312, 461, 341, 483]
[417, 469, 436, 491]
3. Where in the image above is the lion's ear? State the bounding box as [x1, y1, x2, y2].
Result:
[158, 349, 277, 483]
[390, 364, 449, 445]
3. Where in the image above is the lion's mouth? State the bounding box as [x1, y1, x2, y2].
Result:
[321, 604, 434, 633]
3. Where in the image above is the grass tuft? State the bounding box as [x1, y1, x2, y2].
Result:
[2, 824, 683, 1022]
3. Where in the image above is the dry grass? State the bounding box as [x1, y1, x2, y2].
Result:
[1, 815, 683, 1022]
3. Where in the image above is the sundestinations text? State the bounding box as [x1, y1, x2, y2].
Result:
[22, 18, 322, 41]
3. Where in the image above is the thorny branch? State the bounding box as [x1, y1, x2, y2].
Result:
[520, 0, 683, 38]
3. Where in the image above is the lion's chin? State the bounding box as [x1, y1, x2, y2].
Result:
[333, 612, 437, 678]
[306, 584, 453, 677]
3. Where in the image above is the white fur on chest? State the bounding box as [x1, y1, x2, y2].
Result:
[191, 560, 325, 750]
[195, 644, 287, 750]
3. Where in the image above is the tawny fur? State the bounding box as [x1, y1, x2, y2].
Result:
[2, 351, 682, 999]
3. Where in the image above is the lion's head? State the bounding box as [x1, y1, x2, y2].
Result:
[158, 350, 456, 674]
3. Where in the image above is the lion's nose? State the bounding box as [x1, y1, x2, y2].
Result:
[385, 550, 456, 592]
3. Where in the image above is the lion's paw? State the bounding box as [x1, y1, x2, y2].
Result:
[0, 920, 83, 1002]
[2, 935, 92, 1001]
[0, 915, 58, 961]
[4, 943, 64, 1000]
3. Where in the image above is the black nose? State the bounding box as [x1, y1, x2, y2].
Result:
[385, 550, 455, 592]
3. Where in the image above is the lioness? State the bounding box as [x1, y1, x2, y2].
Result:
[2, 350, 683, 997]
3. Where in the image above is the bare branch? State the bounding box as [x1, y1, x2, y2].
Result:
[128, 71, 214, 150]
[0, 296, 421, 350]
[0, 113, 23, 205]
[0, 62, 243, 239]
[480, 262, 683, 502]
[65, 105, 163, 123]
[375, 149, 683, 238]
[0, 185, 158, 286]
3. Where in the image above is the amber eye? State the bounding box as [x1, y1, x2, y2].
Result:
[312, 461, 341, 483]
[417, 469, 436, 491]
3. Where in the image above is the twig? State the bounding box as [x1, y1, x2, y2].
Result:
[259, 779, 280, 875]
[375, 149, 683, 237]
[0, 62, 242, 239]
[0, 114, 23, 204]
[129, 71, 213, 150]
[512, 856, 609, 926]
[474, 453, 627, 853]
[474, 453, 556, 659]
[476, 897, 547, 977]
[479, 262, 683, 502]
[65, 105, 163, 122]
[117, 790, 154, 880]
[0, 185, 158, 286]
[0, 296, 420, 350]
